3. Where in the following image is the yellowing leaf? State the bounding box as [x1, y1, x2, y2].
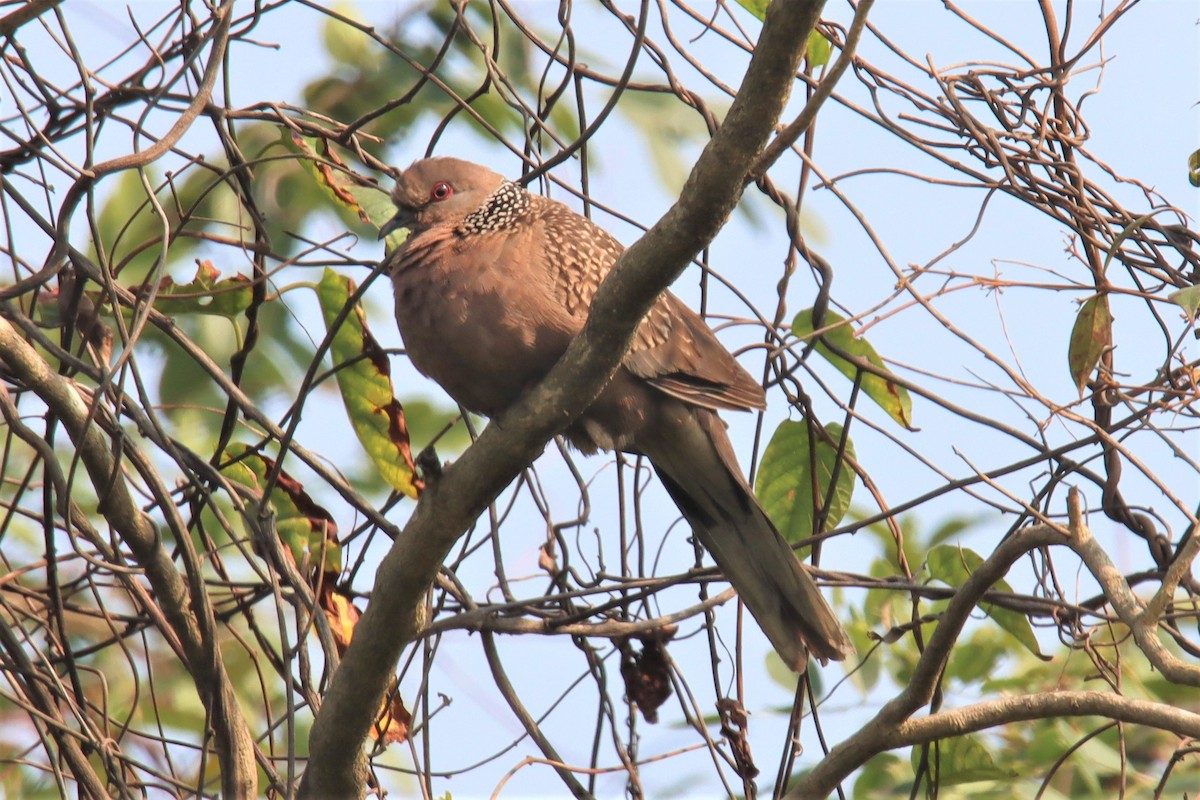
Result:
[317, 583, 410, 747]
[320, 584, 361, 653]
[220, 443, 341, 574]
[755, 420, 855, 545]
[287, 132, 398, 235]
[317, 268, 422, 498]
[807, 29, 831, 67]
[793, 308, 915, 430]
[1067, 294, 1112, 397]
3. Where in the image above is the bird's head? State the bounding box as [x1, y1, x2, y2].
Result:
[379, 157, 509, 240]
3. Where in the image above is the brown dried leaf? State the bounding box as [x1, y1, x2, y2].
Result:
[717, 697, 759, 780]
[371, 681, 412, 746]
[538, 542, 558, 575]
[618, 627, 677, 724]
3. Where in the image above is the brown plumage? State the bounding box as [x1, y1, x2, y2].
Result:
[380, 157, 853, 670]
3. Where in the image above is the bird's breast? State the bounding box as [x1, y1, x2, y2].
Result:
[390, 235, 577, 416]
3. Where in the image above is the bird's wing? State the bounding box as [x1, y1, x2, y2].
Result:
[535, 197, 766, 413]
[625, 293, 767, 413]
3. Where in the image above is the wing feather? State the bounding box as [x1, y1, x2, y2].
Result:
[534, 196, 766, 413]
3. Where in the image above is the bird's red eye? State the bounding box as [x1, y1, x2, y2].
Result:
[430, 182, 453, 202]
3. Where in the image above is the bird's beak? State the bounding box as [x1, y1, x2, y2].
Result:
[378, 207, 415, 241]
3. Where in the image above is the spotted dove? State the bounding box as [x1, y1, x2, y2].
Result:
[380, 157, 853, 670]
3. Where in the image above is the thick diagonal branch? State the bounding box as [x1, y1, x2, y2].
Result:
[298, 1, 828, 796]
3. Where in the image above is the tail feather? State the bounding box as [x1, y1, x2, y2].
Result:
[644, 410, 854, 670]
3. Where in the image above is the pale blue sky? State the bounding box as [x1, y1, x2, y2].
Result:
[24, 1, 1200, 796]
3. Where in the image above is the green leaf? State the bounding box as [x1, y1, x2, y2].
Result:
[853, 753, 909, 796]
[221, 443, 341, 573]
[765, 649, 800, 691]
[348, 183, 400, 232]
[399, 398, 472, 454]
[317, 268, 422, 498]
[1189, 148, 1199, 187]
[755, 419, 855, 545]
[321, 2, 372, 69]
[807, 29, 832, 67]
[926, 545, 1045, 658]
[793, 308, 915, 429]
[734, 0, 769, 21]
[139, 260, 254, 318]
[945, 628, 1007, 685]
[911, 734, 1018, 785]
[1066, 295, 1112, 397]
[844, 606, 881, 692]
[1101, 209, 1171, 275]
[618, 92, 716, 196]
[1167, 285, 1200, 321]
[93, 167, 178, 281]
[733, 3, 827, 67]
[927, 514, 986, 549]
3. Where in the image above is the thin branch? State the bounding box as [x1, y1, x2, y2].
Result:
[0, 317, 259, 797]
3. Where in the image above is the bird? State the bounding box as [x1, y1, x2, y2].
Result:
[379, 157, 853, 670]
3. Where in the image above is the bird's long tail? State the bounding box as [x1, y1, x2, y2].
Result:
[643, 409, 854, 671]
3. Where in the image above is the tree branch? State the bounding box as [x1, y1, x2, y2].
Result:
[785, 489, 1200, 797]
[792, 689, 1200, 797]
[0, 317, 259, 797]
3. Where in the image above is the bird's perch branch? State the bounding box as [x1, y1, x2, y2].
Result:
[299, 1, 829, 796]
